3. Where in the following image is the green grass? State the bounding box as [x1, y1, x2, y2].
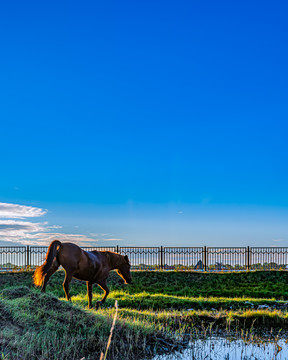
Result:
[2, 270, 288, 299]
[1, 270, 288, 359]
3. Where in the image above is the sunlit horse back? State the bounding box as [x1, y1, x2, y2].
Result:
[33, 240, 132, 308]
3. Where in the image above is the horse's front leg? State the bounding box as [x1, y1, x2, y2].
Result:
[96, 280, 109, 309]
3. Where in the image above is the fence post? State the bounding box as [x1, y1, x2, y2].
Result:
[246, 246, 250, 271]
[116, 245, 119, 254]
[160, 246, 164, 270]
[26, 246, 30, 269]
[204, 246, 207, 271]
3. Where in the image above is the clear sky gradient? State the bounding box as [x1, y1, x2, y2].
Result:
[0, 0, 287, 247]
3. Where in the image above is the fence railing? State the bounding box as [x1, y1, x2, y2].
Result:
[1, 246, 288, 272]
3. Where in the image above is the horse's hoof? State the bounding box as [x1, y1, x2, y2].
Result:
[96, 301, 102, 310]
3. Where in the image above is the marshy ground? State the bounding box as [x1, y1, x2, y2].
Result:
[1, 271, 288, 359]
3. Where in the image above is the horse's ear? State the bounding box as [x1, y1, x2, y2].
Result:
[124, 255, 129, 262]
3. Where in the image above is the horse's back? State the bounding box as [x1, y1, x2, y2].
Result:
[57, 242, 87, 269]
[57, 244, 111, 282]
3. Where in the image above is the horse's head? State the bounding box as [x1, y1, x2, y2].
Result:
[116, 255, 132, 284]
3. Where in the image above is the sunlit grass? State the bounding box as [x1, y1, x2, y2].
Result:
[67, 290, 286, 312]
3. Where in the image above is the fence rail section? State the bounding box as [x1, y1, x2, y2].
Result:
[1, 246, 288, 272]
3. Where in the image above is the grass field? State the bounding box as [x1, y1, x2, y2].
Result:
[1, 270, 288, 359]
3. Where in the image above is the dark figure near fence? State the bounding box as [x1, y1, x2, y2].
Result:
[33, 240, 132, 309]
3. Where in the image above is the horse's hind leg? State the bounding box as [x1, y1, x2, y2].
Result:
[63, 270, 73, 301]
[87, 281, 93, 309]
[41, 259, 60, 293]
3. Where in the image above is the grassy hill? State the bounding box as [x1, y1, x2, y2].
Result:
[1, 270, 288, 359]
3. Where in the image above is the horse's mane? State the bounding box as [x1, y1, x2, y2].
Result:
[104, 251, 129, 269]
[90, 250, 129, 269]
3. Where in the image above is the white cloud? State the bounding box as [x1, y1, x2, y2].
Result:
[0, 220, 46, 244]
[26, 233, 98, 246]
[89, 233, 123, 242]
[0, 220, 99, 246]
[0, 202, 105, 247]
[0, 202, 47, 219]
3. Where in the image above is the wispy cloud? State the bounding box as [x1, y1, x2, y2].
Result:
[0, 202, 99, 246]
[0, 202, 47, 219]
[102, 238, 123, 241]
[0, 220, 46, 232]
[26, 233, 99, 246]
[0, 221, 98, 246]
[89, 233, 123, 242]
[0, 220, 47, 244]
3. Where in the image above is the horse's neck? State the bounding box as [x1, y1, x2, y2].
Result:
[106, 252, 123, 270]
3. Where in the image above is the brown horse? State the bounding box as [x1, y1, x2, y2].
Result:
[33, 240, 132, 309]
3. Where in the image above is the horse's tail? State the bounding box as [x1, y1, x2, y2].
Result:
[33, 240, 61, 287]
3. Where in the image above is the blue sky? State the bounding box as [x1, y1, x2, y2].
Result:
[0, 0, 287, 247]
